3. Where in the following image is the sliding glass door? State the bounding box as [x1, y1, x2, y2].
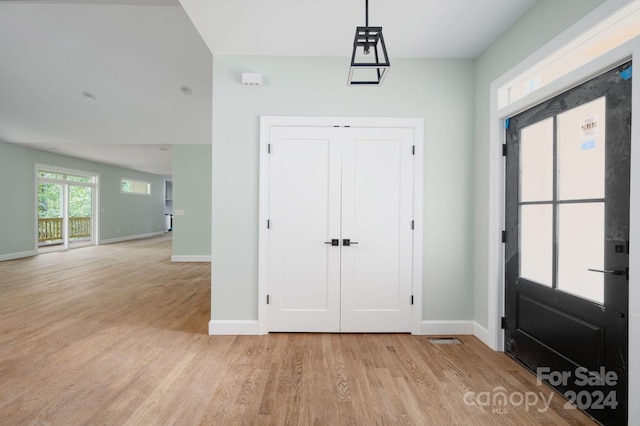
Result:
[37, 167, 97, 251]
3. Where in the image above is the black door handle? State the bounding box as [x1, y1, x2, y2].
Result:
[588, 268, 627, 276]
[343, 239, 359, 246]
[324, 239, 339, 246]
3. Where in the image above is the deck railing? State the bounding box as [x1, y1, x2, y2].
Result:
[38, 217, 91, 243]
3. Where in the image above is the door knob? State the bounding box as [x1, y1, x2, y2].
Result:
[343, 239, 359, 246]
[324, 239, 339, 246]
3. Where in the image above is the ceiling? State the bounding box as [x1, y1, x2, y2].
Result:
[0, 0, 538, 176]
[184, 0, 539, 58]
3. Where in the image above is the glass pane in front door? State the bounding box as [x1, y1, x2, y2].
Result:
[557, 202, 604, 302]
[520, 117, 553, 202]
[519, 204, 553, 286]
[557, 97, 606, 200]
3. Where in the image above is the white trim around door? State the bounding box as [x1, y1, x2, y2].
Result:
[257, 116, 425, 335]
[488, 32, 640, 425]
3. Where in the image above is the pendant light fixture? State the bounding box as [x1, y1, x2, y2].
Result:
[348, 0, 390, 85]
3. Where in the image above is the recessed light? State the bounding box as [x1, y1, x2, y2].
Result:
[82, 91, 96, 100]
[180, 86, 192, 95]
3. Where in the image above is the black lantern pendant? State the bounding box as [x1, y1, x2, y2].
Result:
[348, 0, 389, 85]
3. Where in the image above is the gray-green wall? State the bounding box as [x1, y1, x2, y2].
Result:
[209, 0, 609, 325]
[473, 0, 607, 328]
[172, 144, 212, 259]
[211, 56, 476, 321]
[0, 141, 165, 259]
[0, 142, 36, 257]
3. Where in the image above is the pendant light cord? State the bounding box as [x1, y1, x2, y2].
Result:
[365, 0, 369, 27]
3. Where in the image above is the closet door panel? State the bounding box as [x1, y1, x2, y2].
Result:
[267, 127, 342, 332]
[340, 128, 414, 332]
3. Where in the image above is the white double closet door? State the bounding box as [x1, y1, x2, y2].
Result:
[268, 126, 414, 332]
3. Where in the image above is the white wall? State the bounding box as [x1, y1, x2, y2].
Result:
[210, 56, 476, 325]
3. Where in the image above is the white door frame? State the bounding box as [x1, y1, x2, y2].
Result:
[487, 31, 640, 424]
[258, 116, 425, 334]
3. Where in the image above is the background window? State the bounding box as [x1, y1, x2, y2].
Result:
[121, 178, 151, 195]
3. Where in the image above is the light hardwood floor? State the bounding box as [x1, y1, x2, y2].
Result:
[0, 236, 595, 425]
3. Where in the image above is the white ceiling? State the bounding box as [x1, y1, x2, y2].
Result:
[0, 0, 538, 176]
[184, 0, 539, 58]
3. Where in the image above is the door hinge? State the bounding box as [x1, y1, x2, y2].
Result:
[501, 316, 507, 329]
[412, 145, 415, 155]
[268, 144, 271, 154]
[411, 220, 415, 230]
[267, 219, 271, 229]
[502, 144, 507, 156]
[502, 231, 506, 243]
[411, 295, 414, 305]
[267, 294, 270, 304]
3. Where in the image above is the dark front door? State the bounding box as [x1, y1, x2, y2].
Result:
[504, 62, 632, 425]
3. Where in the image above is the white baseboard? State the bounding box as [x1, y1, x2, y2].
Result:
[209, 320, 261, 335]
[99, 232, 164, 245]
[0, 250, 38, 262]
[206, 319, 493, 344]
[420, 320, 474, 335]
[473, 321, 491, 348]
[171, 255, 211, 263]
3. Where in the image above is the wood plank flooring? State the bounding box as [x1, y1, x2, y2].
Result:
[0, 236, 596, 425]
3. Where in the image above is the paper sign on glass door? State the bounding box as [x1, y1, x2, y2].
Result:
[580, 116, 599, 137]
